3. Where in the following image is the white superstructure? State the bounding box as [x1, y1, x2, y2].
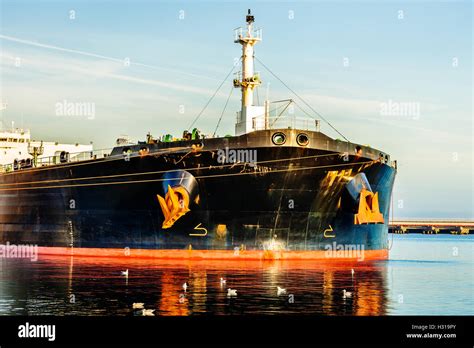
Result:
[0, 127, 93, 167]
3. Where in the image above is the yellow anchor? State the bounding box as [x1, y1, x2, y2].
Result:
[157, 185, 191, 229]
[354, 189, 384, 224]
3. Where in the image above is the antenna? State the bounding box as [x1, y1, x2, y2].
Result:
[246, 9, 254, 24]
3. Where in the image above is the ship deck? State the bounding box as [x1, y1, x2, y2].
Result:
[0, 128, 397, 174]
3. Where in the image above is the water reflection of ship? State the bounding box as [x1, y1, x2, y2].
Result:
[158, 273, 191, 316]
[28, 256, 387, 316]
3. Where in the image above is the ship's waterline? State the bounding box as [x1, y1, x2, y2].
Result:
[32, 246, 387, 260]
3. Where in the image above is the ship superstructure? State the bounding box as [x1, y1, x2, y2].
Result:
[0, 125, 93, 171]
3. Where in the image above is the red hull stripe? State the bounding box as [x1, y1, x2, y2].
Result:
[37, 246, 388, 261]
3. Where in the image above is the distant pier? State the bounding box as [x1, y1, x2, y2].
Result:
[389, 220, 474, 234]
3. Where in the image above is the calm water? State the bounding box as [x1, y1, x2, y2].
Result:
[0, 234, 472, 315]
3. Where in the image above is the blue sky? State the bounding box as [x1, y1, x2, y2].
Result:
[0, 0, 472, 219]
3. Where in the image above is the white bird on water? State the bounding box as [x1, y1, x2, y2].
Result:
[351, 269, 355, 277]
[220, 277, 226, 286]
[342, 289, 353, 299]
[141, 309, 155, 316]
[121, 269, 129, 277]
[183, 282, 188, 292]
[277, 286, 287, 295]
[132, 303, 144, 309]
[227, 288, 237, 297]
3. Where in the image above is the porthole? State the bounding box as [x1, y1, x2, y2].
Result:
[296, 133, 309, 146]
[272, 132, 286, 145]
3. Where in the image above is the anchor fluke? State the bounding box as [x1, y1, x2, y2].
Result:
[345, 173, 384, 225]
[156, 170, 199, 229]
[354, 188, 384, 225]
[157, 185, 191, 229]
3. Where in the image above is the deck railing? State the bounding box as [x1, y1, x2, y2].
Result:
[252, 115, 321, 132]
[0, 148, 112, 173]
[234, 27, 262, 41]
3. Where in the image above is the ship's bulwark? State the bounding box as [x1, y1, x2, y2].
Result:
[0, 141, 396, 260]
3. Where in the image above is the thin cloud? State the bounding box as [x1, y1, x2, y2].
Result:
[0, 34, 221, 81]
[0, 48, 230, 98]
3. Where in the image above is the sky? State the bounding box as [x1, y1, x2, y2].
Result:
[0, 0, 472, 219]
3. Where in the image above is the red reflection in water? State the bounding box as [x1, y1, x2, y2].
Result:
[0, 255, 388, 316]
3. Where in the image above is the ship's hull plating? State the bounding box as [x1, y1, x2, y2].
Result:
[0, 134, 396, 260]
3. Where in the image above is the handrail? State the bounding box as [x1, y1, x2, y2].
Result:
[0, 147, 113, 173]
[251, 115, 321, 132]
[234, 27, 262, 41]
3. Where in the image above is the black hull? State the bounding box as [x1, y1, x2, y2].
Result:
[0, 130, 396, 255]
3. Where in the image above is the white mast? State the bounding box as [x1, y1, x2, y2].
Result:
[234, 10, 265, 135]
